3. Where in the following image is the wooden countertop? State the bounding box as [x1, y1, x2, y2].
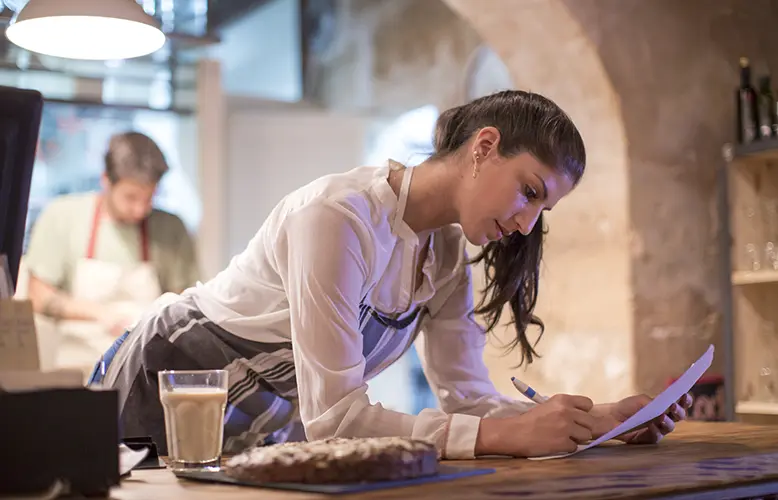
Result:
[113, 422, 778, 499]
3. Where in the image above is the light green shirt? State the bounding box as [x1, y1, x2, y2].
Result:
[24, 192, 199, 294]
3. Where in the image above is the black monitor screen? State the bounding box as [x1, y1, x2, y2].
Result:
[0, 86, 43, 293]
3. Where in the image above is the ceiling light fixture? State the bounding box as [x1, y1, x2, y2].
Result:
[5, 0, 166, 61]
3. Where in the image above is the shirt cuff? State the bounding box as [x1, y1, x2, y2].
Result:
[443, 413, 481, 460]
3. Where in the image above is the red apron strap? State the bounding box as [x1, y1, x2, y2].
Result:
[85, 196, 103, 260]
[140, 217, 150, 262]
[86, 195, 151, 262]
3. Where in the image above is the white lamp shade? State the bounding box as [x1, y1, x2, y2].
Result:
[5, 0, 166, 60]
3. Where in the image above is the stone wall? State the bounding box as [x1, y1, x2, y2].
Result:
[443, 0, 633, 404]
[309, 0, 633, 404]
[446, 0, 778, 399]
[563, 0, 778, 396]
[307, 0, 778, 405]
[306, 0, 481, 113]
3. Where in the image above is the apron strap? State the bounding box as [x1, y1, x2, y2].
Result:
[140, 218, 150, 262]
[86, 196, 103, 260]
[86, 195, 151, 262]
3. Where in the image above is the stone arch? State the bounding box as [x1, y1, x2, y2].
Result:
[461, 44, 514, 102]
[443, 0, 634, 403]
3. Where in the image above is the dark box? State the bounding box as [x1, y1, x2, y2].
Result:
[0, 388, 120, 497]
[666, 374, 726, 421]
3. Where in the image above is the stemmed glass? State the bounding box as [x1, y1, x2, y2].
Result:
[763, 198, 778, 270]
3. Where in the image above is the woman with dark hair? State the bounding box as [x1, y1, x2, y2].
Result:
[92, 90, 692, 459]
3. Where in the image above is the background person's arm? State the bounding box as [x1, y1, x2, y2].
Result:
[24, 199, 122, 329]
[27, 273, 104, 322]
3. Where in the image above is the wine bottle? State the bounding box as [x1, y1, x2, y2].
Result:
[737, 57, 759, 144]
[758, 75, 777, 139]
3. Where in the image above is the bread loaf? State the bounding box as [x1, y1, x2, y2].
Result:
[223, 437, 439, 484]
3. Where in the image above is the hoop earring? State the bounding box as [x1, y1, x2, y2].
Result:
[472, 152, 480, 178]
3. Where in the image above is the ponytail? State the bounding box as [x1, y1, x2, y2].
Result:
[431, 90, 585, 366]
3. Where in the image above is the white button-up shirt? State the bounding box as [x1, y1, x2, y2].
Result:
[190, 163, 533, 458]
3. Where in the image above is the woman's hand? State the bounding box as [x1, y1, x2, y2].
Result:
[590, 393, 694, 445]
[476, 394, 597, 457]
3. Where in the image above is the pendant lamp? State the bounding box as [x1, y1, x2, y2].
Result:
[5, 0, 166, 60]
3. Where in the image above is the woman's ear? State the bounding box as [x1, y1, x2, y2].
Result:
[473, 126, 501, 158]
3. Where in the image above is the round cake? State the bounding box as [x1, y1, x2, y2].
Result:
[223, 437, 439, 484]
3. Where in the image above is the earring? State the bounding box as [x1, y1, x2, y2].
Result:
[472, 152, 480, 179]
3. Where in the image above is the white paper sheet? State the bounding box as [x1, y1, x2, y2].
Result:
[529, 344, 715, 460]
[119, 444, 150, 476]
[0, 254, 12, 299]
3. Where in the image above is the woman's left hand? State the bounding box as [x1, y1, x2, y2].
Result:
[592, 393, 694, 445]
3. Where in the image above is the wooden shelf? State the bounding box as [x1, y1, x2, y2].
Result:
[732, 137, 778, 162]
[725, 148, 778, 423]
[736, 401, 778, 415]
[732, 269, 778, 285]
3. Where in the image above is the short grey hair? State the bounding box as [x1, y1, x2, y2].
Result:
[104, 131, 169, 185]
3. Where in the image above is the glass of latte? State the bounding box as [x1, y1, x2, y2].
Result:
[158, 369, 228, 471]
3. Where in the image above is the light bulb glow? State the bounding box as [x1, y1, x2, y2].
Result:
[6, 15, 166, 60]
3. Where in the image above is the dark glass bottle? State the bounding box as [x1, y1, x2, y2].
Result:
[737, 57, 759, 144]
[758, 75, 778, 139]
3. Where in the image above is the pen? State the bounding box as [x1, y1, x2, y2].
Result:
[511, 376, 549, 404]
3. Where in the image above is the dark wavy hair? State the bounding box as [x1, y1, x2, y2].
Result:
[431, 90, 586, 366]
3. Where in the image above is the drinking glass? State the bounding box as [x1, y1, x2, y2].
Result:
[756, 321, 778, 403]
[745, 243, 762, 271]
[766, 242, 778, 271]
[158, 369, 228, 471]
[764, 198, 778, 270]
[743, 203, 761, 271]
